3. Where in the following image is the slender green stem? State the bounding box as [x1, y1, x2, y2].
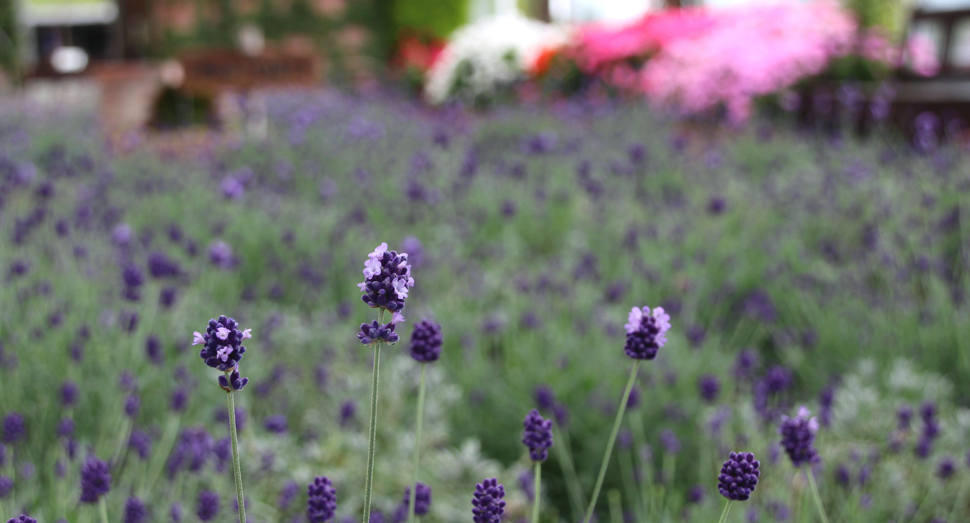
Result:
[806, 468, 830, 523]
[142, 414, 181, 497]
[362, 341, 383, 523]
[582, 360, 641, 523]
[607, 489, 623, 523]
[407, 364, 428, 523]
[531, 462, 542, 523]
[717, 499, 733, 523]
[618, 447, 642, 519]
[99, 497, 110, 523]
[553, 427, 586, 522]
[227, 382, 246, 523]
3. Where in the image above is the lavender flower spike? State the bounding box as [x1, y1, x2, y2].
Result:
[7, 516, 36, 523]
[522, 410, 554, 462]
[79, 456, 112, 503]
[358, 243, 415, 312]
[472, 478, 506, 523]
[409, 320, 443, 363]
[779, 406, 820, 468]
[623, 305, 671, 360]
[308, 476, 337, 523]
[192, 316, 252, 371]
[358, 313, 404, 346]
[718, 452, 760, 501]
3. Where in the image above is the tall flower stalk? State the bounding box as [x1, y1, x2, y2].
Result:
[192, 316, 252, 523]
[522, 409, 553, 523]
[779, 406, 829, 523]
[406, 320, 442, 523]
[582, 305, 670, 523]
[717, 452, 760, 523]
[357, 243, 414, 523]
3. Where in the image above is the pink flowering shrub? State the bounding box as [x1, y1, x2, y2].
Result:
[640, 1, 859, 123]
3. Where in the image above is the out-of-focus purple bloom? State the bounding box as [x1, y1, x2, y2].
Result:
[699, 375, 721, 403]
[220, 176, 245, 200]
[627, 386, 640, 409]
[2, 413, 25, 444]
[79, 456, 112, 503]
[937, 457, 956, 480]
[403, 482, 432, 516]
[339, 400, 356, 428]
[618, 429, 633, 451]
[148, 251, 181, 279]
[409, 319, 442, 363]
[125, 394, 140, 417]
[518, 470, 534, 502]
[0, 475, 12, 498]
[819, 385, 835, 427]
[166, 427, 214, 477]
[660, 429, 681, 455]
[686, 324, 706, 348]
[58, 418, 75, 438]
[534, 385, 555, 411]
[207, 240, 235, 270]
[160, 287, 178, 308]
[779, 406, 819, 467]
[687, 484, 705, 504]
[472, 478, 505, 523]
[897, 405, 913, 430]
[708, 196, 727, 214]
[307, 476, 337, 523]
[623, 306, 671, 360]
[522, 409, 553, 462]
[61, 381, 79, 407]
[171, 388, 188, 412]
[170, 503, 183, 523]
[718, 452, 760, 501]
[196, 490, 220, 522]
[733, 350, 759, 382]
[129, 429, 152, 460]
[121, 264, 145, 301]
[146, 335, 163, 365]
[279, 480, 299, 511]
[835, 465, 851, 486]
[113, 223, 133, 246]
[264, 414, 288, 434]
[552, 403, 570, 428]
[124, 496, 147, 523]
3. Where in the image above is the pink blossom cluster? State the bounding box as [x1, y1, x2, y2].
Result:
[640, 1, 858, 123]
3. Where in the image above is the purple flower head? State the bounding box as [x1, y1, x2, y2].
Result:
[0, 476, 12, 498]
[688, 485, 705, 504]
[937, 457, 956, 480]
[125, 394, 141, 417]
[897, 405, 913, 430]
[518, 470, 534, 501]
[409, 319, 443, 363]
[218, 369, 249, 392]
[148, 251, 181, 279]
[401, 237, 424, 268]
[763, 366, 793, 394]
[79, 456, 112, 503]
[778, 406, 820, 468]
[339, 400, 356, 428]
[627, 386, 641, 409]
[522, 409, 554, 462]
[124, 496, 147, 523]
[121, 264, 145, 301]
[552, 403, 570, 427]
[196, 490, 220, 522]
[307, 476, 337, 523]
[160, 287, 178, 308]
[279, 481, 299, 511]
[220, 176, 245, 200]
[113, 223, 133, 246]
[146, 335, 163, 365]
[661, 429, 681, 455]
[358, 317, 402, 346]
[170, 503, 183, 523]
[60, 381, 79, 407]
[129, 429, 152, 460]
[533, 385, 556, 411]
[699, 374, 721, 403]
[358, 243, 414, 312]
[193, 315, 251, 371]
[403, 482, 432, 516]
[207, 240, 235, 270]
[718, 451, 761, 501]
[472, 478, 505, 523]
[264, 414, 288, 434]
[2, 413, 25, 444]
[818, 386, 835, 427]
[171, 388, 188, 412]
[623, 305, 671, 360]
[733, 349, 759, 381]
[6, 516, 35, 523]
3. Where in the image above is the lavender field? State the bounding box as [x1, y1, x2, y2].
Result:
[1, 89, 969, 523]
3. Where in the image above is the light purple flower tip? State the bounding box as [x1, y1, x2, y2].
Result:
[192, 332, 205, 345]
[363, 257, 382, 278]
[369, 243, 388, 259]
[216, 327, 230, 340]
[241, 329, 252, 340]
[217, 347, 232, 362]
[392, 279, 410, 300]
[391, 312, 406, 324]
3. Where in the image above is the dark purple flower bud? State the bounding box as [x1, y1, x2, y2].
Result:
[125, 395, 141, 417]
[779, 407, 819, 468]
[522, 409, 553, 462]
[763, 366, 793, 394]
[472, 478, 505, 523]
[533, 385, 555, 411]
[279, 481, 299, 511]
[339, 400, 356, 428]
[818, 386, 835, 427]
[196, 490, 220, 522]
[121, 264, 145, 301]
[124, 496, 147, 523]
[552, 403, 570, 427]
[0, 476, 12, 498]
[218, 369, 249, 392]
[835, 465, 851, 486]
[358, 320, 400, 346]
[146, 335, 163, 365]
[660, 429, 681, 455]
[61, 381, 79, 407]
[733, 349, 759, 382]
[264, 414, 288, 434]
[6, 515, 35, 523]
[403, 482, 432, 516]
[170, 503, 183, 523]
[618, 429, 633, 451]
[171, 388, 188, 412]
[307, 476, 337, 523]
[937, 457, 956, 480]
[2, 413, 25, 444]
[699, 375, 721, 403]
[58, 418, 75, 438]
[897, 405, 913, 430]
[193, 315, 251, 371]
[148, 251, 181, 279]
[718, 451, 761, 501]
[358, 243, 414, 312]
[409, 320, 442, 363]
[160, 287, 178, 308]
[129, 429, 152, 460]
[79, 456, 112, 503]
[623, 306, 671, 360]
[626, 386, 641, 410]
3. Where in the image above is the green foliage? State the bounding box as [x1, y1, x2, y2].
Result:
[0, 0, 16, 75]
[391, 0, 467, 40]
